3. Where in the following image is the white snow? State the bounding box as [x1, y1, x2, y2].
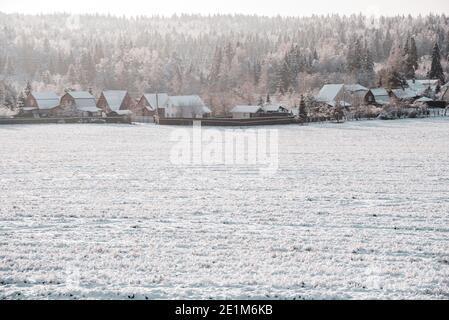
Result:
[1, 119, 449, 300]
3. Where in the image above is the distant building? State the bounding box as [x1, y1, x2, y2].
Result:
[165, 95, 211, 118]
[230, 105, 263, 119]
[315, 84, 351, 107]
[97, 90, 135, 115]
[406, 79, 440, 96]
[344, 84, 375, 105]
[60, 91, 101, 117]
[24, 91, 60, 117]
[371, 88, 391, 106]
[261, 104, 290, 114]
[134, 93, 169, 117]
[391, 88, 420, 102]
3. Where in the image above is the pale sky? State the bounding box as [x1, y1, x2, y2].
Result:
[1, 0, 449, 17]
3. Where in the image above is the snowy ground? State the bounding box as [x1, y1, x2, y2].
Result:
[1, 118, 449, 300]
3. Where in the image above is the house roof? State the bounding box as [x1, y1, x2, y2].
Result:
[371, 88, 389, 97]
[230, 105, 262, 113]
[392, 88, 419, 100]
[142, 93, 169, 110]
[31, 91, 60, 110]
[415, 97, 433, 102]
[316, 84, 344, 103]
[102, 90, 127, 111]
[370, 88, 390, 105]
[168, 95, 205, 108]
[262, 104, 288, 112]
[202, 106, 212, 114]
[344, 84, 369, 93]
[66, 91, 100, 112]
[67, 91, 95, 99]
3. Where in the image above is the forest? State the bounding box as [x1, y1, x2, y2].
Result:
[0, 12, 449, 113]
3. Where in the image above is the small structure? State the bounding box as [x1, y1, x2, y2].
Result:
[97, 90, 135, 116]
[59, 91, 101, 117]
[230, 105, 263, 119]
[165, 95, 211, 118]
[371, 88, 391, 106]
[24, 91, 60, 117]
[316, 84, 351, 108]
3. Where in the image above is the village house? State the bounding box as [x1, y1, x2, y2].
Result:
[134, 93, 169, 117]
[406, 79, 440, 97]
[391, 88, 420, 102]
[164, 95, 211, 118]
[371, 88, 391, 106]
[315, 84, 351, 108]
[344, 84, 375, 106]
[24, 91, 60, 117]
[230, 105, 263, 119]
[59, 91, 101, 117]
[97, 90, 134, 116]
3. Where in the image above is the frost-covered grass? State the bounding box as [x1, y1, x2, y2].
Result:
[1, 119, 449, 300]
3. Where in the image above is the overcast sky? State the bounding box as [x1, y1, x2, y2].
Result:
[1, 0, 449, 17]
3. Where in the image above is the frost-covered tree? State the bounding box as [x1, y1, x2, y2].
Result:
[428, 43, 445, 83]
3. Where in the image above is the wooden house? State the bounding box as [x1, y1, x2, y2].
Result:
[371, 88, 391, 106]
[230, 105, 263, 119]
[315, 84, 351, 108]
[24, 92, 60, 117]
[59, 91, 101, 117]
[134, 93, 169, 117]
[97, 90, 135, 116]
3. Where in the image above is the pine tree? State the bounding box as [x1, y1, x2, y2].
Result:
[404, 37, 418, 79]
[17, 91, 26, 113]
[428, 42, 445, 83]
[24, 81, 32, 97]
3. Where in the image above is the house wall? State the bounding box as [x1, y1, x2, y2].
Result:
[232, 112, 251, 119]
[96, 94, 110, 113]
[24, 95, 38, 109]
[134, 96, 155, 117]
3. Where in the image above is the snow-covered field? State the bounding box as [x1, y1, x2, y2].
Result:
[1, 119, 449, 300]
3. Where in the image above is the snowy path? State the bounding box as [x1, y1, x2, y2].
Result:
[1, 119, 449, 299]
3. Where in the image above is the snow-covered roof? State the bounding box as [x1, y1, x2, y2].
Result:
[102, 90, 127, 111]
[344, 84, 369, 93]
[114, 110, 133, 115]
[262, 104, 288, 112]
[406, 80, 439, 95]
[142, 93, 169, 110]
[66, 91, 99, 112]
[392, 88, 419, 100]
[31, 91, 60, 110]
[371, 88, 390, 105]
[328, 101, 351, 107]
[316, 84, 344, 103]
[169, 95, 205, 108]
[202, 106, 212, 114]
[67, 91, 95, 99]
[230, 105, 262, 113]
[415, 97, 433, 102]
[371, 88, 389, 97]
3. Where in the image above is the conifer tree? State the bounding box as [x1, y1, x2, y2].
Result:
[428, 42, 445, 83]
